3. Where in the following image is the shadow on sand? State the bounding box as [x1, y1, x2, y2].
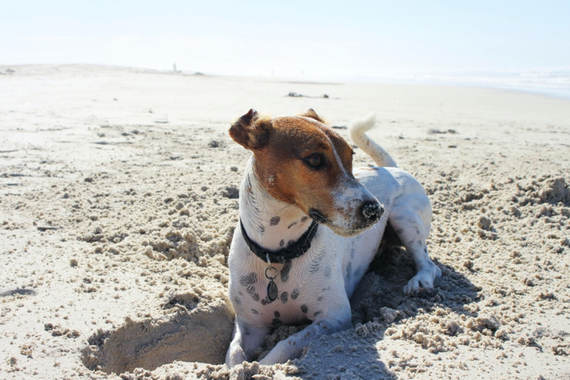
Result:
[295, 245, 480, 379]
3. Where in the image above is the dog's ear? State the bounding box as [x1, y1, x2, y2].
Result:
[299, 108, 326, 124]
[229, 109, 272, 150]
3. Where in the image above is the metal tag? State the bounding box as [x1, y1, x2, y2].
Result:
[267, 280, 278, 301]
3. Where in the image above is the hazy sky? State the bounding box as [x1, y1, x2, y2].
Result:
[2, 0, 569, 79]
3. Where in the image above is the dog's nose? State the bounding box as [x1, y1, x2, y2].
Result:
[361, 201, 383, 223]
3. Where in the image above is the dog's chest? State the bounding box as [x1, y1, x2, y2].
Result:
[230, 224, 387, 326]
[231, 254, 340, 327]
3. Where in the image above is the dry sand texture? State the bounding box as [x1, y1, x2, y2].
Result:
[1, 65, 569, 379]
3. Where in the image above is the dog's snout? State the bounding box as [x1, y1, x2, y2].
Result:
[361, 201, 383, 224]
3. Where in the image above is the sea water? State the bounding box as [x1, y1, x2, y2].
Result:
[363, 69, 570, 100]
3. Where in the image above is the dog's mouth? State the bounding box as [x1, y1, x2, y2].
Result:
[308, 208, 329, 224]
[308, 203, 383, 237]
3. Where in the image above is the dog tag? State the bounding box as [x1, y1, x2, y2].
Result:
[267, 280, 278, 302]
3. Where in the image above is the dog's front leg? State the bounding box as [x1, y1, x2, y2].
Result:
[226, 318, 271, 368]
[259, 315, 352, 365]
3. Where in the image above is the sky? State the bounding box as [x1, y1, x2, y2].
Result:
[1, 0, 569, 81]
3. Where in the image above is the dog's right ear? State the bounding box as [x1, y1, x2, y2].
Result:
[229, 109, 272, 150]
[299, 108, 326, 124]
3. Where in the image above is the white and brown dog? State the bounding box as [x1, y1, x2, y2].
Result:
[226, 109, 441, 367]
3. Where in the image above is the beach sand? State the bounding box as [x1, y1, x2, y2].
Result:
[1, 65, 569, 379]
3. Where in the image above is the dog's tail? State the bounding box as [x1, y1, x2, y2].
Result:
[349, 113, 397, 168]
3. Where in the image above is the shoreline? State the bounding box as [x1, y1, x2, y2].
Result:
[2, 63, 569, 100]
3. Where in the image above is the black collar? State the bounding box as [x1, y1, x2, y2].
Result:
[240, 220, 319, 264]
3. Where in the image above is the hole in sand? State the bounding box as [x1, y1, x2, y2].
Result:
[81, 296, 234, 374]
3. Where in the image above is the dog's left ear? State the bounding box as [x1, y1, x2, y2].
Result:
[299, 108, 326, 124]
[229, 109, 272, 150]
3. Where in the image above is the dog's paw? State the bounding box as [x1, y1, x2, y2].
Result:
[225, 346, 247, 368]
[403, 264, 442, 296]
[259, 338, 303, 365]
[258, 342, 291, 366]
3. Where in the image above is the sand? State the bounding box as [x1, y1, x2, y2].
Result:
[1, 65, 569, 380]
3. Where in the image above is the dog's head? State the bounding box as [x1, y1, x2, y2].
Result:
[230, 109, 383, 237]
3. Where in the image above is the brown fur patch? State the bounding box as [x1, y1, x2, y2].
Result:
[251, 115, 353, 218]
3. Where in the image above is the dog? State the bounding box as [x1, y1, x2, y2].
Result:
[225, 109, 441, 367]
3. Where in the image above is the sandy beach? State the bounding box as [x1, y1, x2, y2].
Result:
[1, 65, 569, 379]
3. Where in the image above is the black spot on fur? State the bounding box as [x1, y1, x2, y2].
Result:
[240, 272, 258, 286]
[246, 176, 254, 196]
[274, 311, 280, 318]
[287, 239, 295, 247]
[261, 296, 274, 305]
[270, 216, 281, 226]
[234, 296, 242, 306]
[324, 265, 331, 278]
[258, 225, 265, 234]
[240, 272, 259, 302]
[251, 309, 258, 315]
[354, 265, 364, 280]
[314, 310, 323, 317]
[279, 239, 285, 247]
[301, 216, 308, 222]
[288, 221, 298, 229]
[317, 296, 323, 301]
[317, 321, 332, 333]
[346, 262, 352, 281]
[245, 288, 259, 301]
[280, 292, 288, 304]
[272, 318, 283, 327]
[280, 261, 292, 282]
[291, 289, 299, 300]
[301, 304, 308, 313]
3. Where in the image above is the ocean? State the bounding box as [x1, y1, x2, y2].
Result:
[360, 69, 570, 100]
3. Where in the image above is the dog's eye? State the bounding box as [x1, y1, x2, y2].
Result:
[304, 153, 325, 169]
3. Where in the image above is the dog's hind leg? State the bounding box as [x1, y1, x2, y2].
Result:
[389, 196, 442, 295]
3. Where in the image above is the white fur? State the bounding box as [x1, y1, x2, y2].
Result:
[349, 113, 397, 168]
[226, 116, 441, 367]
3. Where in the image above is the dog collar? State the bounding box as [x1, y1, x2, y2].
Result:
[239, 219, 319, 264]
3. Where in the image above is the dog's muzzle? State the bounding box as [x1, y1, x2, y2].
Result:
[361, 201, 383, 224]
